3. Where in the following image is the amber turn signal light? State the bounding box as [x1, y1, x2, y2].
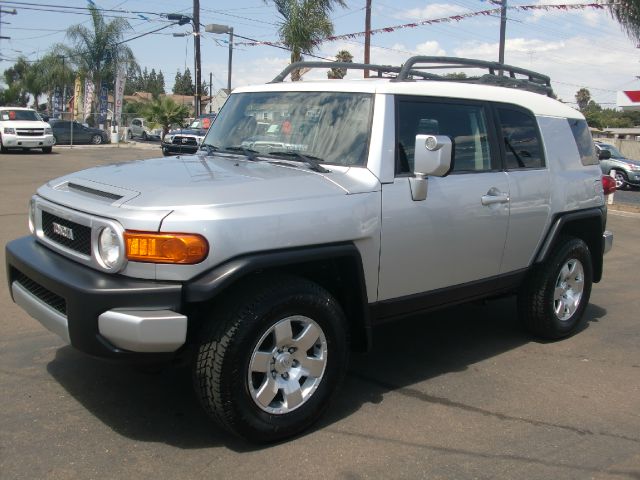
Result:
[124, 231, 209, 264]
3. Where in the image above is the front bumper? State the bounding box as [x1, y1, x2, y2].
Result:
[6, 236, 186, 359]
[2, 134, 55, 149]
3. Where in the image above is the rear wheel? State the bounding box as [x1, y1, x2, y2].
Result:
[518, 236, 593, 339]
[193, 274, 349, 442]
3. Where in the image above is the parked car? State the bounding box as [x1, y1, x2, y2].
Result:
[0, 107, 55, 153]
[127, 118, 162, 141]
[49, 120, 109, 145]
[6, 56, 614, 443]
[594, 141, 640, 189]
[161, 116, 213, 156]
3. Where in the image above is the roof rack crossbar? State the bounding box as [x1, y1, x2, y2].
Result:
[269, 56, 554, 96]
[270, 61, 441, 83]
[394, 56, 551, 86]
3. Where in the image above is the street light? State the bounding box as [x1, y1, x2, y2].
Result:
[205, 23, 234, 94]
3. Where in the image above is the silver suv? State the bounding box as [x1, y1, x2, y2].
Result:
[5, 57, 613, 443]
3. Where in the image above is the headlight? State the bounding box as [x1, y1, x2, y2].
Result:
[196, 136, 204, 144]
[28, 198, 36, 234]
[98, 226, 122, 269]
[45, 127, 52, 135]
[4, 127, 15, 134]
[163, 135, 173, 144]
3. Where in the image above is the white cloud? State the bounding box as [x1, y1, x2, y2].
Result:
[396, 3, 471, 21]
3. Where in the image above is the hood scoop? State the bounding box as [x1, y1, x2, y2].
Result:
[51, 178, 140, 207]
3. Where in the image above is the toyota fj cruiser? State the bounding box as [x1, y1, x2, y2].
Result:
[5, 57, 614, 443]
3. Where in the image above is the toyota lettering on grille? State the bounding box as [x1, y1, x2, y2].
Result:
[52, 222, 75, 240]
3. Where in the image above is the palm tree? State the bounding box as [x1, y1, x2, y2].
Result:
[268, 0, 346, 81]
[327, 49, 353, 79]
[607, 0, 640, 43]
[62, 5, 136, 113]
[142, 97, 190, 139]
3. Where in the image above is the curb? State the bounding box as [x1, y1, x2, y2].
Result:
[608, 203, 640, 214]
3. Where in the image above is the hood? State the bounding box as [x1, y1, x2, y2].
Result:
[3, 120, 50, 129]
[170, 128, 206, 135]
[38, 153, 377, 211]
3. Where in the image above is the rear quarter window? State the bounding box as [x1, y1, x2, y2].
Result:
[568, 119, 598, 166]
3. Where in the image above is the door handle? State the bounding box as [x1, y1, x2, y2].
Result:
[481, 187, 509, 206]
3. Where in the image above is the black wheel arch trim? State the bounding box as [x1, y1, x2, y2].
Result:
[535, 206, 606, 282]
[184, 242, 373, 351]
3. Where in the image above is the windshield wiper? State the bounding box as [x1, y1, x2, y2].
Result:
[267, 151, 330, 173]
[222, 146, 259, 162]
[200, 144, 220, 156]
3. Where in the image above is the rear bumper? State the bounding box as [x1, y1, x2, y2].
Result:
[6, 236, 185, 360]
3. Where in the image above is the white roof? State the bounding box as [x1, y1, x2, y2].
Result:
[0, 106, 36, 111]
[234, 78, 582, 119]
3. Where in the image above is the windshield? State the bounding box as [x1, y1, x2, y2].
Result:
[203, 91, 373, 166]
[599, 144, 624, 158]
[0, 109, 42, 122]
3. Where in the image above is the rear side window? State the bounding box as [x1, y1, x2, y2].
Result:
[568, 118, 598, 166]
[496, 107, 544, 170]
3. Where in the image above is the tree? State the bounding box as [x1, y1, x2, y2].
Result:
[173, 68, 194, 95]
[267, 0, 346, 81]
[575, 88, 591, 111]
[63, 5, 136, 113]
[327, 50, 353, 79]
[607, 0, 640, 43]
[1, 57, 31, 106]
[142, 96, 190, 138]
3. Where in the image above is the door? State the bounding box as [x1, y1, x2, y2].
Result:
[378, 98, 510, 302]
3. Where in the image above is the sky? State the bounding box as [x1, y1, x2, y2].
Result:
[0, 0, 639, 108]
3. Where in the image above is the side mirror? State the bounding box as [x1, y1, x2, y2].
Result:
[414, 135, 454, 177]
[598, 149, 611, 160]
[409, 135, 454, 201]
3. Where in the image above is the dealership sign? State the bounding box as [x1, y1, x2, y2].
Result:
[617, 91, 640, 110]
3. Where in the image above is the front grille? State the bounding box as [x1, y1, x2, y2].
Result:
[42, 211, 91, 256]
[17, 129, 45, 137]
[14, 271, 67, 315]
[172, 136, 198, 146]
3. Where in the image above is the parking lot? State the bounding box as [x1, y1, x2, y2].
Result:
[1, 147, 639, 479]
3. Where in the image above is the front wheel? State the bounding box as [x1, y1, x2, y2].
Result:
[518, 236, 593, 340]
[614, 171, 628, 190]
[42, 146, 53, 154]
[142, 131, 148, 141]
[193, 274, 349, 442]
[91, 134, 103, 145]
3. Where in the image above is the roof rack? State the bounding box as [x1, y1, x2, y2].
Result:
[270, 56, 554, 97]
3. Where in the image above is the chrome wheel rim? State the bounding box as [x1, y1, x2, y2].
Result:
[614, 172, 625, 189]
[554, 258, 584, 321]
[248, 315, 327, 414]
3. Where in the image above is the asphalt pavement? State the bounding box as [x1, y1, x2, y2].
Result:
[1, 147, 639, 480]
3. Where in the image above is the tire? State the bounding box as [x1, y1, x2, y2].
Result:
[91, 134, 103, 145]
[42, 146, 52, 154]
[142, 131, 148, 141]
[0, 140, 7, 153]
[193, 274, 349, 443]
[127, 130, 133, 140]
[518, 236, 593, 340]
[613, 171, 627, 190]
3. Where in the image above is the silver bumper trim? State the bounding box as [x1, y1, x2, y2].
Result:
[603, 230, 613, 255]
[11, 281, 70, 343]
[98, 309, 187, 353]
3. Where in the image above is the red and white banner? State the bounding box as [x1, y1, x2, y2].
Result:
[237, 3, 607, 48]
[114, 67, 127, 126]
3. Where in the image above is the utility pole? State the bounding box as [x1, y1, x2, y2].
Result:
[209, 72, 213, 113]
[0, 8, 17, 53]
[364, 0, 371, 78]
[498, 0, 507, 67]
[193, 0, 201, 117]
